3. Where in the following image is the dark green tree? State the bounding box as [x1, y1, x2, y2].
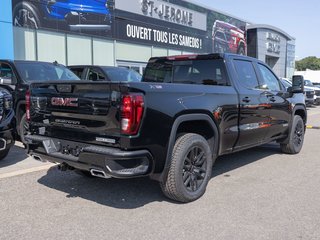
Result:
[295, 56, 320, 71]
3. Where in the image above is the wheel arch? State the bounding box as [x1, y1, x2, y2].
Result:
[16, 100, 26, 135]
[293, 105, 307, 125]
[159, 114, 219, 182]
[280, 104, 307, 145]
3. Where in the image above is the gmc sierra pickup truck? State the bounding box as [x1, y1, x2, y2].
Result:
[26, 53, 306, 202]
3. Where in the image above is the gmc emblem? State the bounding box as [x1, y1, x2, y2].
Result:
[51, 97, 78, 107]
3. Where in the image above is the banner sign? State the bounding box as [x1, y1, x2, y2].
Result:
[11, 0, 247, 54]
[116, 19, 206, 51]
[115, 0, 207, 31]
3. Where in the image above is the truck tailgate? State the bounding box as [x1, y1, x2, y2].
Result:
[29, 81, 123, 146]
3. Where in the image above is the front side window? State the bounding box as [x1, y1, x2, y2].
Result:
[258, 64, 281, 91]
[233, 60, 259, 89]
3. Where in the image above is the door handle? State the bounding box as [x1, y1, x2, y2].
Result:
[242, 97, 251, 103]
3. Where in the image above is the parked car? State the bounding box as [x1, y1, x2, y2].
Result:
[68, 65, 142, 82]
[280, 78, 315, 106]
[0, 86, 15, 160]
[12, 0, 112, 32]
[26, 53, 306, 203]
[212, 20, 246, 55]
[0, 60, 80, 144]
[304, 79, 320, 104]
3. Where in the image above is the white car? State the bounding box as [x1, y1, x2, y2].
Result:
[281, 78, 315, 105]
[304, 80, 320, 105]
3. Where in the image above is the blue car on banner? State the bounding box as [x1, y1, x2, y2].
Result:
[12, 0, 112, 32]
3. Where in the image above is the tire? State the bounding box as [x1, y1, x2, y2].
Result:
[280, 115, 305, 154]
[19, 113, 29, 145]
[0, 149, 10, 161]
[160, 133, 214, 203]
[13, 2, 41, 29]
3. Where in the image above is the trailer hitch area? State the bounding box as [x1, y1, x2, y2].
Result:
[42, 139, 60, 154]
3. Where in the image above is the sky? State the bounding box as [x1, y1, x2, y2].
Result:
[193, 0, 320, 60]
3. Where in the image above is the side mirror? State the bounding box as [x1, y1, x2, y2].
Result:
[0, 77, 13, 85]
[291, 75, 304, 93]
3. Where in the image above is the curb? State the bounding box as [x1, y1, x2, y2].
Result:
[306, 125, 320, 130]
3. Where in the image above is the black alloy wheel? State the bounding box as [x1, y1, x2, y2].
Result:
[281, 115, 305, 154]
[293, 119, 304, 148]
[161, 133, 214, 203]
[182, 146, 207, 192]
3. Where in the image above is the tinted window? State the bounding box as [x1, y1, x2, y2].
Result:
[102, 68, 142, 82]
[258, 64, 281, 91]
[87, 68, 105, 81]
[143, 59, 228, 86]
[233, 60, 259, 89]
[15, 62, 80, 81]
[143, 61, 173, 83]
[69, 67, 85, 78]
[0, 63, 14, 79]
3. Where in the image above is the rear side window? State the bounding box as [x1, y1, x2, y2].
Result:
[143, 61, 173, 83]
[233, 60, 259, 89]
[143, 59, 228, 86]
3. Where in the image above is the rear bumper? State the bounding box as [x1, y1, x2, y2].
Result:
[26, 135, 153, 179]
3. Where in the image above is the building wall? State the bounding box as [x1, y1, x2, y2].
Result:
[13, 27, 183, 71]
[256, 29, 288, 78]
[9, 0, 294, 78]
[0, 0, 14, 59]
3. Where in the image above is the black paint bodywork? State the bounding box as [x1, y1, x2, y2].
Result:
[26, 54, 307, 181]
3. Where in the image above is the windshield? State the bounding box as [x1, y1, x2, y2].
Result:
[102, 67, 141, 82]
[15, 62, 80, 81]
[304, 80, 314, 87]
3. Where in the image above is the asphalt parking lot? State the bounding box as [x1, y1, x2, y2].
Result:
[1, 107, 320, 240]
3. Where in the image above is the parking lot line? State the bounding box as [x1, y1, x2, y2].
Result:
[0, 164, 55, 180]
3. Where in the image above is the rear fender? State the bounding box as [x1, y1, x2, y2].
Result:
[158, 114, 219, 182]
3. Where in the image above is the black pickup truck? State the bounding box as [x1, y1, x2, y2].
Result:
[26, 53, 306, 202]
[0, 60, 79, 143]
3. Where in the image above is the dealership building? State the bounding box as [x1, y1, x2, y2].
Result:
[0, 0, 295, 78]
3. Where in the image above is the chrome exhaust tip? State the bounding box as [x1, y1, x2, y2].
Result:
[90, 169, 111, 179]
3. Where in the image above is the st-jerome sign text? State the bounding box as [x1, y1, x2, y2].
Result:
[141, 0, 193, 27]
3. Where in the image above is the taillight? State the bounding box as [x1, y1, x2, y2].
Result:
[121, 93, 144, 135]
[26, 90, 30, 121]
